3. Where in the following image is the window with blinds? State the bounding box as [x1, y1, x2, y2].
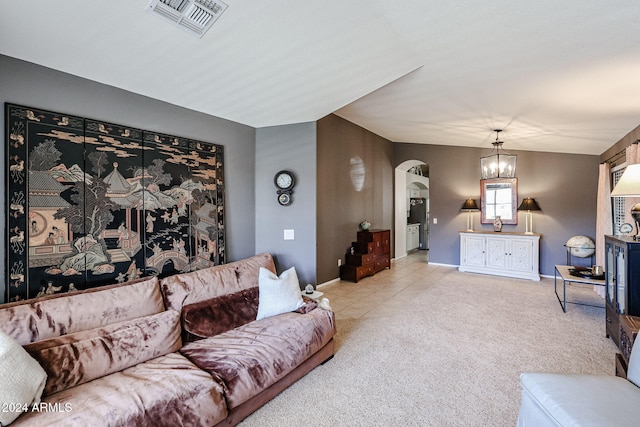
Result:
[613, 166, 626, 234]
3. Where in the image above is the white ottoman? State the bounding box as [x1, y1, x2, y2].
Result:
[518, 338, 640, 427]
[518, 372, 640, 426]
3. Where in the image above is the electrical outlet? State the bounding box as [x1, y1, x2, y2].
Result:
[337, 258, 342, 267]
[433, 218, 438, 224]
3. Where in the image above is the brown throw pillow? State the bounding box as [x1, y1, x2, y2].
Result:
[182, 288, 260, 339]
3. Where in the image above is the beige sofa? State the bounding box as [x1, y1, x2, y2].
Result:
[0, 253, 335, 426]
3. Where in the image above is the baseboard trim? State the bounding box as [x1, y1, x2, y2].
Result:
[429, 262, 458, 268]
[317, 278, 339, 289]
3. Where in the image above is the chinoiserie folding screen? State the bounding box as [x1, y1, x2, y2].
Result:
[5, 104, 225, 302]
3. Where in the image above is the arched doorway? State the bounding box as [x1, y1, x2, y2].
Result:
[395, 160, 429, 260]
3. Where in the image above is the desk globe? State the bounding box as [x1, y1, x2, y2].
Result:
[565, 235, 595, 258]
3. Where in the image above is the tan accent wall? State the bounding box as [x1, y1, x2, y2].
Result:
[316, 115, 394, 284]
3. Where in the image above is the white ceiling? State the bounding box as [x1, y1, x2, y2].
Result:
[1, 1, 640, 155]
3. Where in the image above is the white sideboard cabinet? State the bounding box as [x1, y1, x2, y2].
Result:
[459, 231, 540, 281]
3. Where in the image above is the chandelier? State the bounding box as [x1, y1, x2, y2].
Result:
[480, 129, 517, 179]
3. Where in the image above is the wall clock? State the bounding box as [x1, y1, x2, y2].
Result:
[274, 170, 295, 206]
[274, 170, 295, 191]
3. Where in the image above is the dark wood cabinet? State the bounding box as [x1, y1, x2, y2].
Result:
[340, 229, 390, 282]
[605, 235, 640, 346]
[615, 314, 640, 378]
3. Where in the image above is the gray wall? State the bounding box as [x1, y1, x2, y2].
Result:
[255, 123, 317, 287]
[394, 143, 600, 276]
[316, 114, 394, 284]
[0, 55, 257, 303]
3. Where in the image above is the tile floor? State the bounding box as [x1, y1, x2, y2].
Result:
[318, 250, 450, 320]
[319, 251, 606, 320]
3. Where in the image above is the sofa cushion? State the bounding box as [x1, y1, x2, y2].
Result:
[161, 252, 276, 312]
[256, 266, 303, 320]
[0, 329, 47, 426]
[519, 372, 640, 426]
[25, 310, 182, 396]
[11, 352, 228, 427]
[0, 275, 163, 345]
[182, 287, 260, 341]
[181, 306, 336, 409]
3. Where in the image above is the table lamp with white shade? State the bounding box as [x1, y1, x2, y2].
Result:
[611, 164, 640, 239]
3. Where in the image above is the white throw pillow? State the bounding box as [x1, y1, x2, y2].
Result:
[0, 329, 47, 425]
[256, 266, 304, 320]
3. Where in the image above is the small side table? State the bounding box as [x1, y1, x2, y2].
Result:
[301, 290, 324, 301]
[554, 265, 605, 313]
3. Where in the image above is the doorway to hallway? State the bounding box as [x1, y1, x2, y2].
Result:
[394, 160, 429, 261]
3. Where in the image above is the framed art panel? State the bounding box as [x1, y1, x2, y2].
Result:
[6, 105, 85, 301]
[188, 138, 225, 266]
[81, 118, 144, 288]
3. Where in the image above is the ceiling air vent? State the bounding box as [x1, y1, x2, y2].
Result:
[148, 0, 228, 38]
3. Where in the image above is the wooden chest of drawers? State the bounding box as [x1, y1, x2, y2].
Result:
[340, 229, 390, 283]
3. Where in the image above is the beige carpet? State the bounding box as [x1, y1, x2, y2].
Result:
[240, 266, 618, 427]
